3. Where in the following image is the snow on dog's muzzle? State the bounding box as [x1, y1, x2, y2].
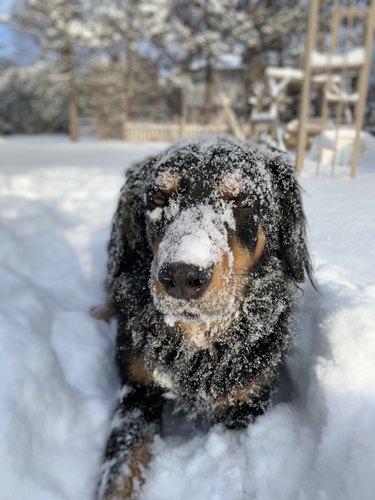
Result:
[151, 204, 236, 322]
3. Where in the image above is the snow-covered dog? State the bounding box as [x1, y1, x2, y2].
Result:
[96, 135, 313, 499]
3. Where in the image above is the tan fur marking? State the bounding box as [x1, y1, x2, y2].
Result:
[254, 226, 266, 261]
[231, 226, 266, 300]
[215, 373, 271, 411]
[103, 440, 151, 500]
[179, 316, 235, 349]
[152, 275, 165, 297]
[204, 251, 230, 300]
[178, 322, 210, 348]
[219, 176, 243, 199]
[128, 357, 153, 385]
[156, 172, 178, 193]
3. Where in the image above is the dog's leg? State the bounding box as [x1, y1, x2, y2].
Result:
[98, 383, 164, 500]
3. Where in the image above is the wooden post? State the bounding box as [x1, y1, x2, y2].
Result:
[350, 0, 375, 178]
[295, 0, 320, 176]
[203, 60, 214, 125]
[179, 93, 186, 139]
[316, 3, 340, 176]
[68, 78, 79, 142]
[330, 0, 356, 177]
[121, 88, 129, 141]
[219, 92, 245, 140]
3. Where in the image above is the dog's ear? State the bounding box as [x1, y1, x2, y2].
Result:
[106, 158, 154, 302]
[265, 150, 315, 286]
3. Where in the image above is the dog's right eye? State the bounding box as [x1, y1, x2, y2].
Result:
[148, 191, 168, 209]
[227, 193, 248, 209]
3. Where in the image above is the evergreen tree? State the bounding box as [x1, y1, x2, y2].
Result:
[6, 0, 95, 141]
[0, 63, 68, 134]
[162, 0, 243, 123]
[86, 0, 169, 137]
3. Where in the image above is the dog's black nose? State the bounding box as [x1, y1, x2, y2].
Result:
[158, 263, 212, 300]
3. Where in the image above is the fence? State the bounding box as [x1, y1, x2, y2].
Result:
[123, 121, 227, 142]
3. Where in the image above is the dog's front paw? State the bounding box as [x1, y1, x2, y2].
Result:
[102, 440, 151, 500]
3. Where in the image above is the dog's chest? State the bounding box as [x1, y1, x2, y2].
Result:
[152, 367, 175, 391]
[151, 364, 216, 411]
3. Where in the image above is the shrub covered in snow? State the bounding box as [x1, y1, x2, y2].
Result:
[0, 63, 68, 134]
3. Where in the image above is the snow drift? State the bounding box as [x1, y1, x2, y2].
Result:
[0, 137, 374, 500]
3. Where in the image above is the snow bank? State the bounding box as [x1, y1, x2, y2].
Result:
[309, 130, 375, 167]
[0, 139, 164, 500]
[0, 137, 374, 500]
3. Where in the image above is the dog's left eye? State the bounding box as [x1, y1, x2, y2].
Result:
[148, 191, 168, 209]
[234, 200, 248, 209]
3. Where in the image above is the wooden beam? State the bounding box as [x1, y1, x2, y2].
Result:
[219, 92, 245, 140]
[336, 7, 368, 19]
[350, 0, 375, 178]
[296, 0, 320, 176]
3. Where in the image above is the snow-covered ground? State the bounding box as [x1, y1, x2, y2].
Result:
[0, 136, 374, 500]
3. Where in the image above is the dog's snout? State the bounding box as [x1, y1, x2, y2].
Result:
[158, 263, 212, 300]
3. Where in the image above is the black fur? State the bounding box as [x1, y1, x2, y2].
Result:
[97, 136, 313, 498]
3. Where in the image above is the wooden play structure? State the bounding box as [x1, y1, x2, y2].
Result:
[249, 67, 349, 148]
[250, 67, 309, 145]
[295, 0, 375, 177]
[250, 0, 375, 177]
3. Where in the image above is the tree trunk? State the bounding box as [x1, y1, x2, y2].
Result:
[122, 44, 135, 141]
[63, 0, 79, 142]
[203, 60, 214, 125]
[122, 88, 129, 141]
[68, 72, 79, 142]
[243, 46, 264, 107]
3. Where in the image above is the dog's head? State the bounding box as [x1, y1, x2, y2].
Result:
[108, 136, 313, 325]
